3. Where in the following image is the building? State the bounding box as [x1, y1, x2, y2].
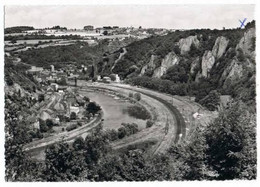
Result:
[50, 83, 59, 91]
[50, 65, 55, 72]
[27, 66, 43, 75]
[84, 25, 94, 31]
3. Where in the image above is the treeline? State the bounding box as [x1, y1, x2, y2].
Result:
[5, 102, 256, 181]
[5, 26, 34, 34]
[5, 34, 82, 41]
[18, 42, 100, 69]
[126, 76, 188, 96]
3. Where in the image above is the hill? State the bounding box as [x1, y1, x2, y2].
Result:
[102, 21, 255, 111]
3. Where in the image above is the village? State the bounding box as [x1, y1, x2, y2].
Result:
[23, 62, 121, 138]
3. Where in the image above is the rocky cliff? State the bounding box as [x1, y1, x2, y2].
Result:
[201, 51, 215, 78]
[152, 52, 180, 78]
[178, 35, 200, 55]
[212, 36, 229, 59]
[236, 28, 255, 58]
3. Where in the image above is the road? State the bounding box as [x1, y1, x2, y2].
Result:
[111, 47, 127, 72]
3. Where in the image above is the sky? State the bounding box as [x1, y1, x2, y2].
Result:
[4, 4, 255, 30]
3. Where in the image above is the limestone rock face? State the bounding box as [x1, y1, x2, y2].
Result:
[152, 52, 179, 78]
[190, 57, 200, 74]
[236, 28, 256, 57]
[140, 55, 157, 76]
[201, 51, 215, 77]
[220, 59, 243, 88]
[212, 36, 229, 59]
[178, 35, 199, 55]
[220, 58, 254, 89]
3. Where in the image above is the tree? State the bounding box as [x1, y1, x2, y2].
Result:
[44, 142, 86, 181]
[84, 128, 111, 165]
[45, 119, 54, 128]
[204, 102, 256, 180]
[146, 120, 154, 128]
[83, 96, 90, 102]
[198, 90, 220, 111]
[73, 137, 85, 151]
[134, 92, 141, 101]
[109, 74, 116, 81]
[70, 112, 77, 120]
[38, 94, 45, 102]
[86, 102, 101, 115]
[39, 119, 48, 132]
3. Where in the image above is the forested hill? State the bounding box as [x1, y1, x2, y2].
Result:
[105, 21, 255, 111]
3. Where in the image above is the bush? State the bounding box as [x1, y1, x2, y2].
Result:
[134, 92, 141, 101]
[198, 90, 220, 111]
[70, 112, 77, 120]
[38, 94, 45, 102]
[146, 120, 154, 128]
[66, 123, 78, 131]
[123, 105, 151, 120]
[129, 92, 133, 98]
[46, 119, 54, 128]
[83, 96, 90, 102]
[5, 76, 13, 86]
[118, 127, 127, 139]
[39, 119, 48, 132]
[86, 102, 101, 115]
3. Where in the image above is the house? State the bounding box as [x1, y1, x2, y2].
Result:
[27, 66, 43, 75]
[70, 106, 80, 114]
[50, 83, 59, 91]
[46, 86, 55, 94]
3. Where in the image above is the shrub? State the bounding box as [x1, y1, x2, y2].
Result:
[86, 102, 101, 115]
[118, 127, 127, 139]
[46, 119, 54, 128]
[134, 92, 141, 101]
[70, 112, 77, 120]
[66, 123, 78, 131]
[129, 92, 133, 98]
[38, 94, 45, 102]
[198, 90, 220, 111]
[39, 119, 48, 132]
[123, 105, 151, 120]
[146, 120, 154, 128]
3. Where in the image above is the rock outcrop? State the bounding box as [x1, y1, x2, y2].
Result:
[140, 55, 157, 76]
[236, 28, 256, 57]
[212, 36, 229, 59]
[178, 35, 199, 55]
[201, 51, 215, 77]
[153, 52, 180, 78]
[220, 57, 254, 89]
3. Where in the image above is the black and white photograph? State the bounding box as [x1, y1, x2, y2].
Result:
[2, 0, 258, 183]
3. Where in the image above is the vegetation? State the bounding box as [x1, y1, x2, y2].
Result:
[126, 76, 187, 96]
[5, 26, 34, 34]
[70, 112, 77, 120]
[133, 92, 142, 101]
[198, 90, 220, 111]
[123, 105, 151, 120]
[86, 102, 101, 115]
[146, 120, 154, 128]
[6, 101, 256, 181]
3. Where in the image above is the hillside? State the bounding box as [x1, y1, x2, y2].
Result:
[102, 21, 255, 110]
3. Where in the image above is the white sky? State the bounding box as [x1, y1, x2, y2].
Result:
[4, 4, 255, 29]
